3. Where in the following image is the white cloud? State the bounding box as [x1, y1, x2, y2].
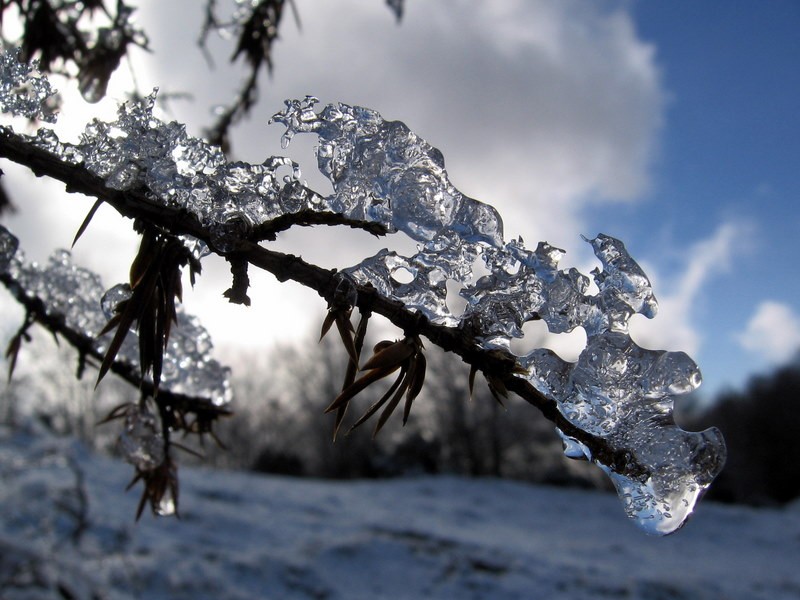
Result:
[737, 301, 800, 364]
[1, 1, 666, 351]
[136, 0, 667, 348]
[327, 0, 664, 249]
[630, 221, 748, 356]
[139, 0, 664, 249]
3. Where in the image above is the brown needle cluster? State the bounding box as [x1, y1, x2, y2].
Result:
[96, 226, 201, 393]
[324, 330, 427, 440]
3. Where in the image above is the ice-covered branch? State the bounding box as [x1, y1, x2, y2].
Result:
[0, 226, 231, 410]
[0, 59, 725, 533]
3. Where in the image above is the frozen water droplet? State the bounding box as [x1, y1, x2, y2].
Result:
[119, 403, 165, 471]
[523, 331, 725, 534]
[603, 465, 706, 536]
[209, 209, 254, 253]
[101, 283, 132, 319]
[332, 274, 359, 308]
[0, 225, 19, 274]
[79, 74, 108, 104]
[557, 428, 592, 461]
[180, 235, 211, 262]
[155, 491, 177, 517]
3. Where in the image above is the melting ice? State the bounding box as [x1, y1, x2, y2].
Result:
[0, 56, 725, 534]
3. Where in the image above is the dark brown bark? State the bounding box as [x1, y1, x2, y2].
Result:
[0, 127, 648, 481]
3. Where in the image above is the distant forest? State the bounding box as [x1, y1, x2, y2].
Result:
[680, 352, 800, 506]
[3, 329, 798, 507]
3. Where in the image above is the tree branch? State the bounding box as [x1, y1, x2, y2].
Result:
[0, 126, 649, 482]
[0, 270, 226, 421]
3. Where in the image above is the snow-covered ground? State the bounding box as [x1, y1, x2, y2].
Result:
[1, 422, 798, 600]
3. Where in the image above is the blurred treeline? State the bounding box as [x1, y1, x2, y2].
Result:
[679, 353, 800, 506]
[2, 327, 799, 507]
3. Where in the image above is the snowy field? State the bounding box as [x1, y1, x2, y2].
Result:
[1, 422, 798, 600]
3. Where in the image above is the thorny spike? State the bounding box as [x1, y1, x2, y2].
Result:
[403, 352, 426, 425]
[333, 308, 371, 441]
[373, 373, 410, 437]
[97, 228, 191, 395]
[324, 365, 400, 414]
[320, 306, 358, 365]
[347, 366, 407, 434]
[72, 199, 104, 248]
[335, 311, 358, 365]
[319, 310, 337, 341]
[486, 374, 509, 408]
[329, 331, 428, 435]
[5, 312, 33, 383]
[468, 364, 478, 401]
[361, 338, 414, 371]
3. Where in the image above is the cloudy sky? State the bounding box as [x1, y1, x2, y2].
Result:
[2, 0, 798, 401]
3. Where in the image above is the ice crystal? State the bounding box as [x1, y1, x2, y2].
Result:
[273, 98, 725, 534]
[524, 336, 723, 534]
[27, 89, 311, 253]
[272, 96, 503, 246]
[119, 403, 165, 472]
[0, 49, 57, 123]
[0, 226, 231, 407]
[154, 489, 177, 517]
[0, 225, 19, 273]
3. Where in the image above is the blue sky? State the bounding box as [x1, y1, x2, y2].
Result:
[589, 1, 800, 396]
[2, 0, 798, 402]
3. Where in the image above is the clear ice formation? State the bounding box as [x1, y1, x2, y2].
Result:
[0, 49, 57, 123]
[271, 98, 726, 534]
[28, 90, 315, 253]
[119, 401, 165, 472]
[118, 401, 177, 517]
[0, 226, 232, 407]
[0, 57, 725, 534]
